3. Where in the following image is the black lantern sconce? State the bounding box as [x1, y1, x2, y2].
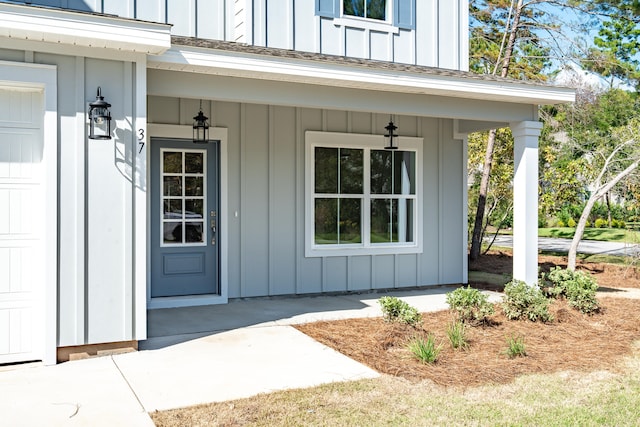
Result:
[193, 101, 210, 144]
[88, 87, 112, 140]
[384, 118, 398, 150]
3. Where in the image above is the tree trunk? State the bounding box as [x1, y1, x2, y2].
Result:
[568, 196, 597, 270]
[568, 156, 640, 270]
[470, 129, 497, 261]
[469, 0, 524, 261]
[606, 192, 612, 227]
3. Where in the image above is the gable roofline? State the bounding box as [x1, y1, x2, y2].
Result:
[150, 36, 575, 106]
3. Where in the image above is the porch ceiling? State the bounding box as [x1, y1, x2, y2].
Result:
[149, 37, 575, 107]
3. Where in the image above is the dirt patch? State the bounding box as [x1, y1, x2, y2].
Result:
[296, 252, 640, 387]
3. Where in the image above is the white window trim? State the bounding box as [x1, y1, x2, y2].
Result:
[334, 0, 400, 34]
[305, 130, 423, 257]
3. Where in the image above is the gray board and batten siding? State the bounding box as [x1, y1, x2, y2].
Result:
[17, 0, 468, 70]
[0, 46, 144, 348]
[148, 95, 466, 299]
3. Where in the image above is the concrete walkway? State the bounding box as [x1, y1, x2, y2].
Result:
[1, 286, 501, 426]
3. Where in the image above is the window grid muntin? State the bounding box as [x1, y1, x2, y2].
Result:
[160, 148, 207, 247]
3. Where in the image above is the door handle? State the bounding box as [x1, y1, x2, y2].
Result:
[210, 210, 216, 245]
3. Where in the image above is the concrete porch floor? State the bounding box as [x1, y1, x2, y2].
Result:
[143, 286, 466, 349]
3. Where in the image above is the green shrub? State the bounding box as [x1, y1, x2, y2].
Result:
[595, 218, 607, 228]
[556, 219, 566, 228]
[446, 320, 468, 350]
[378, 296, 422, 326]
[408, 334, 443, 364]
[612, 219, 626, 229]
[567, 218, 576, 228]
[545, 267, 599, 314]
[557, 208, 572, 227]
[502, 280, 553, 322]
[538, 216, 547, 228]
[445, 286, 495, 324]
[504, 335, 527, 358]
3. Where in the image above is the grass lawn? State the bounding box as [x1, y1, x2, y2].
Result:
[154, 364, 640, 426]
[537, 227, 640, 243]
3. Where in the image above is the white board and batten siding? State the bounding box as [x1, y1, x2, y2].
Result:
[0, 88, 45, 364]
[148, 96, 466, 299]
[21, 0, 468, 70]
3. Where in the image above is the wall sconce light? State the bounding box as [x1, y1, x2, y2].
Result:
[384, 118, 398, 150]
[193, 101, 210, 144]
[88, 87, 112, 140]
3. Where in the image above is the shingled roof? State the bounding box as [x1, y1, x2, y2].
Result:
[171, 35, 553, 89]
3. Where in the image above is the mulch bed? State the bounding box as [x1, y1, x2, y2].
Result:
[296, 252, 640, 387]
[296, 298, 640, 387]
[470, 250, 640, 290]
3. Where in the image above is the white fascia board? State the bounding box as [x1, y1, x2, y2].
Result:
[0, 3, 171, 55]
[149, 46, 576, 105]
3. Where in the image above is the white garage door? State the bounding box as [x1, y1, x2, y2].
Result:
[0, 88, 45, 364]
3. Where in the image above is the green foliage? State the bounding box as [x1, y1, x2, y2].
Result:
[567, 218, 577, 228]
[595, 218, 608, 228]
[446, 321, 469, 350]
[504, 335, 527, 359]
[545, 267, 600, 314]
[408, 334, 443, 364]
[502, 280, 553, 322]
[378, 296, 422, 326]
[612, 219, 626, 229]
[446, 286, 495, 324]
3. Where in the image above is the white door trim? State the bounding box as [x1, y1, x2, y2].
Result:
[0, 60, 57, 365]
[147, 124, 228, 309]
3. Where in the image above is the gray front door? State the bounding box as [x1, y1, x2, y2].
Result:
[150, 138, 219, 297]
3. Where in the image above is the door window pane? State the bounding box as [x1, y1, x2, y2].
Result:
[185, 199, 204, 218]
[163, 222, 182, 244]
[163, 177, 182, 196]
[315, 147, 338, 193]
[185, 222, 204, 243]
[185, 177, 203, 196]
[185, 152, 204, 174]
[163, 152, 182, 173]
[164, 200, 182, 219]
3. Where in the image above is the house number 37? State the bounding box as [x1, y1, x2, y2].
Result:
[138, 129, 145, 154]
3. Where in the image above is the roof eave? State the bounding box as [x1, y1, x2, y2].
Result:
[0, 3, 172, 55]
[150, 44, 575, 106]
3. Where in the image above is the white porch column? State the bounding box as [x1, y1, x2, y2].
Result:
[511, 121, 543, 285]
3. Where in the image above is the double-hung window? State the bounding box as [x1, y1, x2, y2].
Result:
[306, 131, 422, 257]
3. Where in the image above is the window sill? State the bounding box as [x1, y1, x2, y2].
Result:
[305, 243, 422, 258]
[331, 17, 400, 34]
